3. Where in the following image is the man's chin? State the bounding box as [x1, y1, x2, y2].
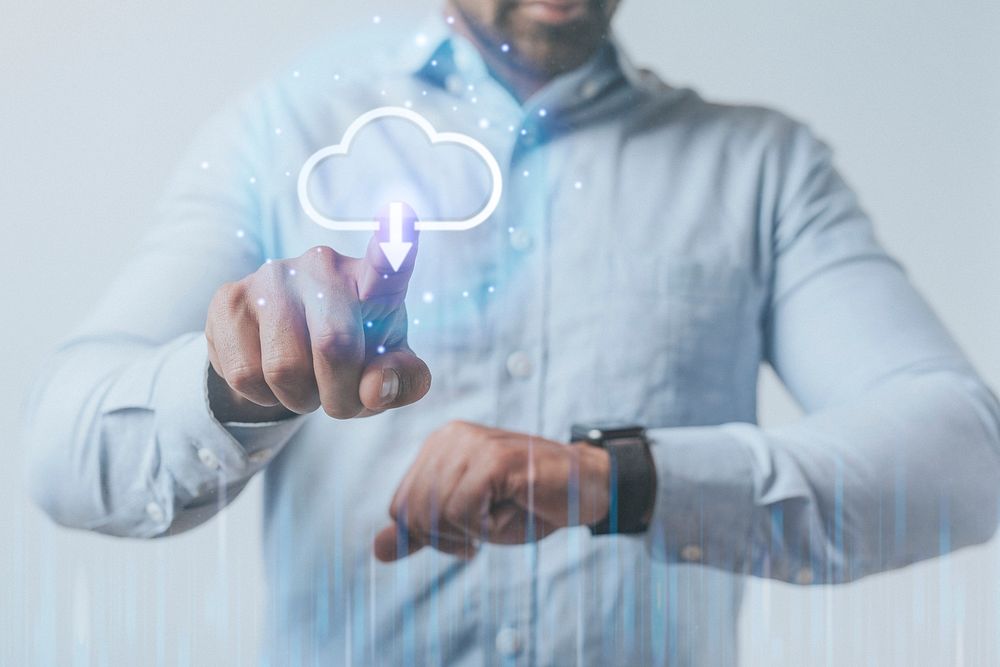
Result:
[513, 29, 606, 76]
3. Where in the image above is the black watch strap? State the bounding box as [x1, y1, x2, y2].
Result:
[571, 426, 655, 535]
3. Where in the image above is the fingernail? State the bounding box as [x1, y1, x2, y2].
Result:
[380, 368, 400, 403]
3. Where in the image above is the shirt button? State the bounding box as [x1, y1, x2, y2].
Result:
[580, 79, 601, 99]
[454, 49, 473, 70]
[680, 544, 703, 562]
[248, 448, 274, 465]
[508, 228, 533, 252]
[495, 626, 523, 657]
[145, 502, 165, 524]
[197, 447, 220, 470]
[445, 74, 464, 94]
[506, 351, 534, 379]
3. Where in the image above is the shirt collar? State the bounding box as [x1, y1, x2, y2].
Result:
[394, 13, 649, 114]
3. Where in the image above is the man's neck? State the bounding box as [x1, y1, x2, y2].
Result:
[444, 3, 550, 104]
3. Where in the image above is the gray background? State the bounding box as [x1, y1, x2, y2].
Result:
[2, 1, 998, 664]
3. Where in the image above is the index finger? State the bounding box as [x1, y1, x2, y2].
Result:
[357, 202, 420, 311]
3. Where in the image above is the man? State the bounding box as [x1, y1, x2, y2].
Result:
[25, 0, 1000, 665]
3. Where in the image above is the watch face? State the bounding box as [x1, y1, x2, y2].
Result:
[571, 422, 646, 442]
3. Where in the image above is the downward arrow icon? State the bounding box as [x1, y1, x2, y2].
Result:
[378, 201, 414, 272]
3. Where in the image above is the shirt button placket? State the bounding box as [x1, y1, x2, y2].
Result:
[493, 145, 549, 664]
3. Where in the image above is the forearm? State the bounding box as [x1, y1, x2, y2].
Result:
[645, 368, 1000, 584]
[24, 333, 303, 537]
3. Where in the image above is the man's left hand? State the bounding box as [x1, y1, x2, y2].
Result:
[373, 421, 610, 562]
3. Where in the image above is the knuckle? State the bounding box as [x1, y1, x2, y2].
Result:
[226, 364, 266, 394]
[261, 355, 312, 388]
[257, 259, 285, 280]
[312, 328, 363, 360]
[303, 245, 349, 274]
[302, 245, 330, 260]
[211, 281, 245, 318]
[426, 420, 471, 448]
[440, 420, 471, 438]
[252, 262, 287, 296]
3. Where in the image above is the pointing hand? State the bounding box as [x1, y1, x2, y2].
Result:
[205, 205, 429, 422]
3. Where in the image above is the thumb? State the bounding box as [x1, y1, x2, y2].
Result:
[359, 348, 431, 411]
[357, 202, 419, 311]
[374, 521, 425, 563]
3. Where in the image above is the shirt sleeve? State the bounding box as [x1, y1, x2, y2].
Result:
[643, 120, 1000, 584]
[23, 86, 306, 538]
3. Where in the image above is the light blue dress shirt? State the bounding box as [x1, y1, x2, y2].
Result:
[24, 14, 1000, 667]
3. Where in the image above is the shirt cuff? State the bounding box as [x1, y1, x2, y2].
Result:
[149, 334, 305, 514]
[643, 424, 756, 572]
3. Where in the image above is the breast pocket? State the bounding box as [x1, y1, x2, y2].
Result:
[401, 226, 499, 406]
[599, 258, 759, 426]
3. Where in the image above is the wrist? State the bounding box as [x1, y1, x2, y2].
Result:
[571, 423, 656, 535]
[576, 443, 612, 526]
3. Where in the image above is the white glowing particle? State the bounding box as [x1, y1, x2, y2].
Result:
[501, 43, 510, 53]
[373, 15, 381, 24]
[413, 318, 420, 326]
[317, 291, 324, 299]
[422, 291, 435, 304]
[487, 285, 495, 293]
[574, 181, 583, 189]
[275, 127, 283, 135]
[377, 345, 386, 354]
[446, 15, 455, 24]
[265, 258, 273, 264]
[507, 226, 514, 233]
[471, 96, 478, 104]
[200, 161, 210, 170]
[293, 70, 300, 78]
[249, 176, 257, 184]
[236, 229, 245, 238]
[431, 59, 438, 67]
[467, 83, 475, 91]
[452, 105, 459, 112]
[415, 33, 428, 46]
[538, 108, 548, 117]
[404, 100, 413, 108]
[478, 118, 490, 129]
[288, 268, 296, 276]
[334, 73, 340, 81]
[523, 170, 530, 177]
[366, 321, 374, 329]
[462, 290, 469, 298]
[380, 89, 387, 96]
[256, 298, 266, 307]
[421, 90, 428, 96]
[284, 171, 291, 177]
[520, 128, 528, 136]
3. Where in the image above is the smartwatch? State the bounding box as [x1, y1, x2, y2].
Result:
[571, 422, 655, 535]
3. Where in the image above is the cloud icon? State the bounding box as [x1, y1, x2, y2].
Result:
[297, 106, 504, 269]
